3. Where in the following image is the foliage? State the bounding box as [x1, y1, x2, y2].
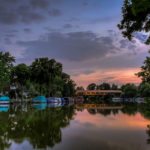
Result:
[111, 84, 118, 90]
[97, 83, 111, 90]
[139, 83, 150, 97]
[136, 55, 150, 82]
[0, 52, 15, 92]
[121, 83, 137, 98]
[118, 0, 150, 44]
[76, 86, 84, 90]
[87, 83, 96, 90]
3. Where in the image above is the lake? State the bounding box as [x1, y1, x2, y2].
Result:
[0, 103, 150, 150]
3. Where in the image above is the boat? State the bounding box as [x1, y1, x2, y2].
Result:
[47, 97, 62, 103]
[0, 96, 10, 104]
[32, 96, 47, 103]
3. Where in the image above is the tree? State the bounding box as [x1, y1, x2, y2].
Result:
[76, 86, 84, 90]
[111, 84, 118, 90]
[11, 64, 30, 86]
[139, 83, 150, 97]
[136, 55, 150, 82]
[62, 73, 76, 97]
[118, 0, 150, 44]
[97, 83, 111, 90]
[0, 52, 15, 92]
[30, 58, 62, 96]
[87, 83, 96, 90]
[121, 83, 137, 98]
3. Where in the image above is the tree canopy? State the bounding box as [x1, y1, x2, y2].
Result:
[0, 52, 15, 92]
[136, 55, 150, 82]
[118, 0, 150, 44]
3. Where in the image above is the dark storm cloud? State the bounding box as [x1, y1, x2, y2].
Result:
[0, 0, 62, 25]
[4, 37, 12, 45]
[30, 0, 50, 9]
[0, 0, 20, 3]
[63, 24, 73, 28]
[83, 2, 89, 6]
[0, 6, 19, 25]
[24, 28, 32, 33]
[17, 31, 121, 62]
[48, 9, 62, 16]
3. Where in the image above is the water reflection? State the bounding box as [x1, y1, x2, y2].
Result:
[0, 104, 75, 150]
[0, 103, 149, 150]
[32, 103, 47, 110]
[0, 105, 9, 112]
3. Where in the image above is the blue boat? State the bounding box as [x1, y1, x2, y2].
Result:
[0, 96, 10, 104]
[32, 96, 47, 103]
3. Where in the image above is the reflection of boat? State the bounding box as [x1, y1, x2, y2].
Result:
[47, 97, 62, 103]
[32, 96, 47, 103]
[0, 96, 10, 104]
[0, 104, 9, 112]
[47, 103, 63, 108]
[32, 103, 47, 110]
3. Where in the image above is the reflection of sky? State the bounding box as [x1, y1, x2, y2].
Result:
[8, 109, 150, 150]
[0, 0, 149, 87]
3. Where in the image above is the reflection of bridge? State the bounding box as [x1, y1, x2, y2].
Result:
[74, 104, 123, 109]
[75, 90, 122, 96]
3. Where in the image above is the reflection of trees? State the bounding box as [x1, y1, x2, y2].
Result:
[97, 109, 112, 116]
[121, 104, 138, 116]
[87, 108, 97, 115]
[0, 105, 75, 149]
[147, 125, 150, 144]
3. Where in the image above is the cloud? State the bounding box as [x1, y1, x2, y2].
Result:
[0, 0, 20, 3]
[4, 37, 12, 45]
[83, 2, 89, 6]
[17, 31, 120, 62]
[63, 24, 73, 28]
[0, 6, 19, 25]
[24, 28, 32, 33]
[30, 0, 50, 9]
[48, 9, 62, 17]
[0, 0, 62, 25]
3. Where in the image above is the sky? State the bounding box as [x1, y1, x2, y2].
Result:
[0, 0, 149, 87]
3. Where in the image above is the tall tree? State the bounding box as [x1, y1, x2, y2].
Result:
[87, 83, 96, 90]
[111, 84, 118, 90]
[0, 52, 15, 92]
[118, 0, 150, 44]
[121, 83, 137, 98]
[97, 83, 111, 90]
[11, 63, 30, 86]
[30, 58, 62, 96]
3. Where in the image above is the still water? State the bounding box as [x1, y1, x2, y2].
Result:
[0, 103, 150, 150]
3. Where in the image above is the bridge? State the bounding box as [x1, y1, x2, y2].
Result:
[75, 90, 122, 96]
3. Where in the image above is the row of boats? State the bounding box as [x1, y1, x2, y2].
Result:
[0, 96, 73, 104]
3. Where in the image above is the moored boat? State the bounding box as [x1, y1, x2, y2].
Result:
[32, 96, 47, 103]
[0, 96, 10, 104]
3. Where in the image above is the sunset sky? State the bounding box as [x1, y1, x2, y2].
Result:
[0, 0, 149, 87]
